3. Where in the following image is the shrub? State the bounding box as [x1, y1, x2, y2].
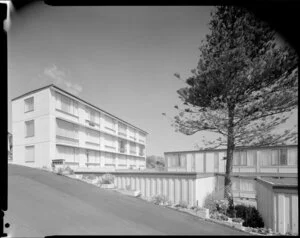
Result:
[57, 168, 64, 175]
[210, 212, 229, 221]
[125, 184, 131, 190]
[179, 201, 188, 209]
[203, 193, 218, 214]
[101, 173, 115, 184]
[64, 166, 74, 175]
[83, 174, 97, 180]
[234, 204, 264, 228]
[215, 200, 229, 215]
[151, 195, 168, 205]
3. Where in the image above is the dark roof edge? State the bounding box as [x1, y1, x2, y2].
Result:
[11, 84, 148, 134]
[164, 144, 298, 154]
[255, 177, 298, 189]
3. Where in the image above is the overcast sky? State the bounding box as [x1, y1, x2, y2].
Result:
[7, 3, 297, 156]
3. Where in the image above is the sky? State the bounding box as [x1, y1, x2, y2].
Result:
[7, 3, 298, 157]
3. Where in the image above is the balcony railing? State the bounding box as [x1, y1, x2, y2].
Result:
[118, 131, 127, 137]
[130, 150, 136, 155]
[139, 152, 145, 156]
[119, 148, 126, 153]
[105, 145, 116, 150]
[105, 126, 116, 132]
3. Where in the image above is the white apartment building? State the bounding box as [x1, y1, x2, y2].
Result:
[12, 84, 147, 171]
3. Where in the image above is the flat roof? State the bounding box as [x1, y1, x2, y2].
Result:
[11, 84, 148, 134]
[256, 177, 298, 189]
[164, 144, 298, 154]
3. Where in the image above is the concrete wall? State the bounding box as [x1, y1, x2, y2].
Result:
[12, 88, 52, 168]
[256, 179, 298, 235]
[76, 171, 217, 207]
[195, 176, 216, 207]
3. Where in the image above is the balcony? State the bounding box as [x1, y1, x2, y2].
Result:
[119, 147, 126, 153]
[139, 152, 145, 156]
[105, 145, 116, 151]
[118, 131, 127, 137]
[130, 150, 136, 155]
[105, 126, 116, 133]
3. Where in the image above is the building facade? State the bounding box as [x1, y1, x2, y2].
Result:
[164, 145, 298, 199]
[12, 84, 147, 171]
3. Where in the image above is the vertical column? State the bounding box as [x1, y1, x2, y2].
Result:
[136, 177, 140, 192]
[114, 175, 118, 188]
[150, 177, 155, 197]
[163, 178, 168, 198]
[146, 177, 151, 198]
[142, 177, 146, 197]
[169, 178, 174, 203]
[188, 179, 195, 206]
[122, 176, 126, 189]
[181, 179, 188, 204]
[117, 177, 122, 189]
[157, 178, 162, 195]
[175, 179, 180, 204]
[131, 177, 135, 190]
[278, 194, 285, 234]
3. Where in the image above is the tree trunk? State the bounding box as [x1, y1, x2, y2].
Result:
[224, 105, 235, 214]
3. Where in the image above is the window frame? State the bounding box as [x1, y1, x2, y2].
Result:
[24, 97, 34, 113]
[25, 120, 35, 138]
[25, 145, 35, 162]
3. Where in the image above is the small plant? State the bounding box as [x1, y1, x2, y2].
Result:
[178, 201, 188, 209]
[101, 173, 115, 184]
[232, 217, 244, 223]
[210, 212, 229, 221]
[64, 166, 74, 175]
[151, 194, 168, 205]
[126, 184, 131, 190]
[57, 168, 64, 175]
[203, 193, 218, 214]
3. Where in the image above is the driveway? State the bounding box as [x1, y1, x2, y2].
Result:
[5, 164, 248, 236]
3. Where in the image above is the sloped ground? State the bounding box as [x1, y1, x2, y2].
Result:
[5, 164, 248, 236]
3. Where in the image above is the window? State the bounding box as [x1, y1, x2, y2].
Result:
[86, 128, 100, 144]
[260, 150, 272, 166]
[139, 145, 145, 156]
[214, 152, 219, 170]
[87, 107, 100, 124]
[56, 92, 78, 116]
[279, 148, 287, 165]
[240, 151, 247, 166]
[287, 148, 297, 166]
[56, 119, 79, 139]
[240, 179, 255, 192]
[118, 123, 127, 136]
[130, 142, 136, 154]
[25, 120, 34, 137]
[25, 146, 35, 162]
[57, 145, 79, 162]
[24, 97, 34, 112]
[271, 150, 279, 165]
[105, 152, 116, 165]
[233, 152, 240, 165]
[104, 115, 115, 131]
[118, 139, 126, 153]
[247, 150, 256, 166]
[128, 127, 136, 140]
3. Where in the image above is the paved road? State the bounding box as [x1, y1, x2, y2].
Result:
[6, 164, 248, 236]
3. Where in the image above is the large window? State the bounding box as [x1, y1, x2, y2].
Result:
[118, 122, 127, 137]
[287, 148, 297, 166]
[56, 92, 78, 116]
[279, 148, 288, 165]
[86, 128, 100, 144]
[56, 119, 79, 139]
[168, 154, 186, 168]
[25, 146, 35, 162]
[214, 152, 219, 170]
[247, 150, 256, 166]
[233, 151, 247, 166]
[139, 145, 145, 156]
[129, 142, 136, 154]
[128, 127, 136, 140]
[260, 150, 272, 166]
[105, 152, 116, 166]
[25, 120, 34, 137]
[86, 107, 100, 124]
[24, 97, 34, 112]
[57, 145, 79, 162]
[118, 139, 126, 153]
[104, 135, 116, 149]
[104, 115, 116, 131]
